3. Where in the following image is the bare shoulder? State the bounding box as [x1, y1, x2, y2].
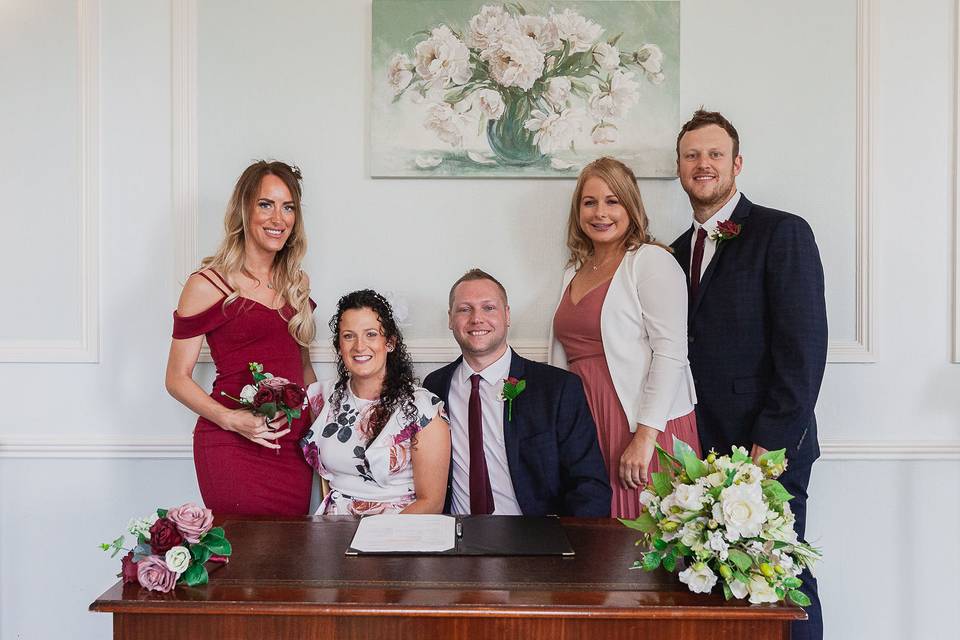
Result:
[177, 270, 227, 316]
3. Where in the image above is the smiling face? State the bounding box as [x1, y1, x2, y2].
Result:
[578, 176, 630, 250]
[448, 278, 510, 371]
[678, 124, 743, 222]
[337, 307, 395, 386]
[246, 174, 296, 255]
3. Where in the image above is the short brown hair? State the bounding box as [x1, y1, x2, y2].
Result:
[448, 268, 508, 309]
[676, 109, 740, 158]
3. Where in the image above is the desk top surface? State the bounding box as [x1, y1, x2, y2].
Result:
[90, 516, 805, 621]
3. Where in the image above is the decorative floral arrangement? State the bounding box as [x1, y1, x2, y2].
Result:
[100, 503, 232, 593]
[709, 219, 742, 244]
[221, 362, 307, 425]
[622, 438, 821, 606]
[499, 376, 526, 420]
[386, 2, 666, 169]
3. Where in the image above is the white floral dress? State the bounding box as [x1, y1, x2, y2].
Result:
[300, 379, 447, 516]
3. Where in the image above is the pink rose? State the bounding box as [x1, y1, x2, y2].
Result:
[136, 555, 178, 593]
[259, 376, 292, 389]
[166, 502, 214, 543]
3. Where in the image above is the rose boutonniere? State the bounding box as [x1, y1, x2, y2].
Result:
[709, 219, 741, 244]
[500, 377, 526, 421]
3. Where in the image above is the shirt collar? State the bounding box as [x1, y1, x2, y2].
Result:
[456, 346, 513, 387]
[694, 190, 741, 235]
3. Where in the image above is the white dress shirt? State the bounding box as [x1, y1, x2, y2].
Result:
[690, 190, 741, 283]
[447, 347, 522, 515]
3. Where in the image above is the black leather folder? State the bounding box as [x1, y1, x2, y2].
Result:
[346, 515, 575, 557]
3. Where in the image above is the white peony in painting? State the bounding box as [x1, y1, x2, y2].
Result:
[371, 1, 680, 178]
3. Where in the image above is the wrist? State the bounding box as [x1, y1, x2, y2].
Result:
[634, 424, 660, 442]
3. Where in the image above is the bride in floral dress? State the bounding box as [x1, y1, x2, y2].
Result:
[301, 290, 450, 515]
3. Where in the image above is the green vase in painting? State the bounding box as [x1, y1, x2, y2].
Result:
[485, 95, 545, 167]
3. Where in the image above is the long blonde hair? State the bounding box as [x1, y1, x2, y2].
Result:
[565, 157, 670, 269]
[200, 160, 316, 347]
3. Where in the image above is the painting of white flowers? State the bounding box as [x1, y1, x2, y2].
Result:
[371, 0, 680, 178]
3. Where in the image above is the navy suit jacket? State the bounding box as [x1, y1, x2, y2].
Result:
[423, 350, 611, 517]
[671, 195, 827, 465]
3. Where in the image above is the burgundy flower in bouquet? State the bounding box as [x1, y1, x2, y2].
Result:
[101, 502, 232, 594]
[221, 362, 307, 427]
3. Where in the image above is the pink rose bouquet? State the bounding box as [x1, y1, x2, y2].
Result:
[101, 502, 232, 593]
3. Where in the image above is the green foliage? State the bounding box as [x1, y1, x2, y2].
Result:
[180, 562, 208, 587]
[258, 403, 278, 419]
[652, 537, 668, 552]
[731, 448, 750, 464]
[727, 549, 753, 573]
[651, 471, 673, 498]
[783, 577, 803, 589]
[619, 513, 656, 533]
[190, 543, 212, 565]
[662, 547, 678, 572]
[156, 508, 168, 518]
[673, 437, 707, 480]
[758, 448, 786, 468]
[642, 551, 661, 571]
[788, 589, 812, 607]
[761, 479, 794, 507]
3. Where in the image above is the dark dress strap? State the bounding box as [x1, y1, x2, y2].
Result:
[195, 269, 234, 296]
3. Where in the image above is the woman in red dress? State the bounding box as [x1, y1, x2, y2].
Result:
[165, 161, 317, 515]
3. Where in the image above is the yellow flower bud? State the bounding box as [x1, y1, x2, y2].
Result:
[707, 519, 719, 530]
[706, 452, 717, 464]
[760, 563, 775, 578]
[718, 564, 733, 580]
[774, 565, 785, 575]
[661, 520, 680, 532]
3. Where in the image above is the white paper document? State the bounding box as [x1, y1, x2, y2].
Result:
[349, 514, 456, 553]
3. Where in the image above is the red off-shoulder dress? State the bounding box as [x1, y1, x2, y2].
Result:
[172, 269, 314, 515]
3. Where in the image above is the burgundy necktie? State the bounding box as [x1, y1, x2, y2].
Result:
[689, 227, 707, 301]
[468, 374, 494, 515]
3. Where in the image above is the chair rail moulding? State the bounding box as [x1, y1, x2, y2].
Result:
[0, 0, 100, 363]
[3, 436, 957, 461]
[170, 0, 876, 365]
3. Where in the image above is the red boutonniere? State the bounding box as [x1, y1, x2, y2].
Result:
[710, 219, 742, 244]
[499, 377, 526, 421]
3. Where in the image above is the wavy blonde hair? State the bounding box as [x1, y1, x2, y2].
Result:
[200, 160, 316, 347]
[565, 157, 670, 269]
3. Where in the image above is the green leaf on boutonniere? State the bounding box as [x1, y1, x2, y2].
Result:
[181, 562, 208, 587]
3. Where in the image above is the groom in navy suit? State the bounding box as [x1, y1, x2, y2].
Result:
[671, 110, 826, 640]
[423, 269, 611, 517]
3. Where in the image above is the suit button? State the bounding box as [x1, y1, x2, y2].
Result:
[688, 336, 695, 343]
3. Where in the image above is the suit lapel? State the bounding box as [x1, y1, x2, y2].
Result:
[690, 195, 753, 319]
[503, 349, 526, 501]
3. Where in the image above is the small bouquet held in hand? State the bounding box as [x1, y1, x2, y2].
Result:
[621, 438, 821, 606]
[222, 362, 307, 425]
[100, 503, 232, 593]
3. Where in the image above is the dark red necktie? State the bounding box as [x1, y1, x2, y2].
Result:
[689, 227, 707, 301]
[468, 374, 494, 515]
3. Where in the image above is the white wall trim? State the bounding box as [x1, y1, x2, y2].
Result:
[954, 0, 960, 362]
[2, 437, 956, 461]
[173, 0, 876, 365]
[0, 0, 100, 363]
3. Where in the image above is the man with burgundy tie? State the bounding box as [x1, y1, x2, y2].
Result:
[670, 109, 826, 640]
[423, 269, 611, 517]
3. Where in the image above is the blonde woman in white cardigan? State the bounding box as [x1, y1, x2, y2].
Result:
[549, 157, 699, 519]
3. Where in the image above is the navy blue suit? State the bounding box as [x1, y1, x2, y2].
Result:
[672, 194, 826, 640]
[423, 350, 611, 517]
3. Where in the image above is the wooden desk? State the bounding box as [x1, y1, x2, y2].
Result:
[90, 516, 804, 639]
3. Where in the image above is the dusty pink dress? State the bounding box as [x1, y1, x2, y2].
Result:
[553, 279, 700, 519]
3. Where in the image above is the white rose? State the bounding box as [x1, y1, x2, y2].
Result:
[680, 519, 704, 547]
[524, 107, 581, 154]
[544, 76, 572, 107]
[164, 545, 192, 575]
[466, 5, 516, 51]
[239, 384, 257, 404]
[483, 33, 545, 91]
[592, 42, 621, 71]
[712, 501, 725, 525]
[518, 14, 561, 53]
[549, 8, 603, 53]
[414, 26, 473, 88]
[678, 563, 718, 594]
[705, 471, 726, 487]
[673, 483, 706, 512]
[748, 575, 779, 604]
[633, 43, 664, 75]
[706, 530, 729, 560]
[734, 463, 764, 487]
[719, 483, 768, 541]
[387, 53, 414, 94]
[638, 488, 657, 509]
[729, 579, 749, 599]
[423, 102, 464, 147]
[475, 89, 505, 120]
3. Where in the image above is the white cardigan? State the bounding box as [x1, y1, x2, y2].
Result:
[548, 245, 696, 432]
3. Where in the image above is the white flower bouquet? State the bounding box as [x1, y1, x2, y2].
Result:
[386, 2, 666, 168]
[622, 438, 821, 606]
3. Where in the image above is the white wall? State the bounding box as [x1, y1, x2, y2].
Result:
[1, 1, 958, 638]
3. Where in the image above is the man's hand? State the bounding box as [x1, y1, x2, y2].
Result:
[750, 443, 769, 464]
